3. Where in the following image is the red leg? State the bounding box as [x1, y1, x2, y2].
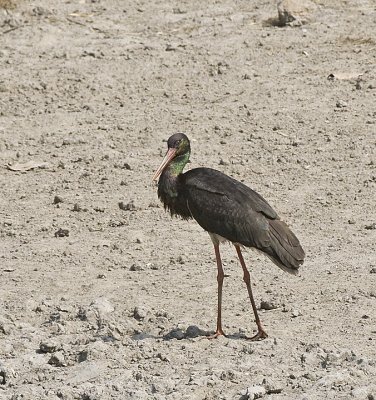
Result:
[235, 245, 268, 340]
[208, 244, 226, 339]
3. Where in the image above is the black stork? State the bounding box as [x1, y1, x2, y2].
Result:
[153, 133, 305, 340]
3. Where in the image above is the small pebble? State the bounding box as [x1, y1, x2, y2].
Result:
[133, 306, 147, 320]
[365, 223, 376, 230]
[164, 328, 185, 340]
[219, 370, 236, 381]
[241, 385, 266, 400]
[40, 340, 60, 353]
[336, 100, 348, 108]
[119, 200, 136, 211]
[90, 297, 114, 315]
[54, 228, 69, 238]
[165, 44, 176, 51]
[185, 325, 207, 338]
[48, 352, 67, 367]
[0, 364, 7, 385]
[176, 255, 185, 264]
[262, 378, 283, 394]
[77, 350, 88, 363]
[130, 264, 143, 271]
[260, 300, 278, 310]
[291, 309, 302, 318]
[53, 195, 63, 204]
[72, 203, 82, 212]
[351, 386, 373, 398]
[219, 158, 229, 166]
[0, 318, 12, 335]
[303, 372, 316, 381]
[156, 353, 170, 362]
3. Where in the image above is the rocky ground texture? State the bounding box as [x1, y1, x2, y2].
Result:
[1, 0, 376, 399]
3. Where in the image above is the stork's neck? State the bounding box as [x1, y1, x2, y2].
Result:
[159, 151, 190, 197]
[168, 151, 190, 176]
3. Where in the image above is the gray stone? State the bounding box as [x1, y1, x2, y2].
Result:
[351, 386, 368, 398]
[185, 325, 207, 338]
[262, 378, 283, 394]
[130, 263, 144, 271]
[90, 297, 115, 315]
[119, 200, 136, 211]
[66, 362, 106, 385]
[336, 100, 348, 108]
[133, 306, 148, 320]
[241, 385, 266, 400]
[54, 228, 69, 237]
[277, 0, 317, 26]
[53, 195, 63, 204]
[72, 203, 82, 212]
[164, 328, 185, 340]
[39, 340, 61, 353]
[260, 300, 279, 310]
[0, 364, 6, 385]
[291, 309, 302, 318]
[351, 385, 376, 399]
[0, 317, 12, 335]
[317, 370, 351, 387]
[48, 351, 67, 367]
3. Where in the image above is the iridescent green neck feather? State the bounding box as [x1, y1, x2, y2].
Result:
[159, 150, 190, 199]
[168, 151, 190, 177]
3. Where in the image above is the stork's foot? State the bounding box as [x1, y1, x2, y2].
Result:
[247, 329, 268, 341]
[207, 328, 226, 339]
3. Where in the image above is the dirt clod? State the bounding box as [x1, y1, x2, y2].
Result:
[48, 352, 67, 367]
[40, 340, 61, 354]
[54, 228, 69, 237]
[119, 201, 136, 211]
[53, 195, 63, 204]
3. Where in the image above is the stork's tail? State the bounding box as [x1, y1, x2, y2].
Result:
[266, 219, 305, 275]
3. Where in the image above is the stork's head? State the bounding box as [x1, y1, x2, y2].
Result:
[153, 133, 191, 181]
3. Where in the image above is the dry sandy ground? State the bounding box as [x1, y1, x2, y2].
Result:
[1, 0, 376, 399]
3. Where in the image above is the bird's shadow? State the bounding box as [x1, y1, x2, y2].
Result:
[131, 325, 258, 342]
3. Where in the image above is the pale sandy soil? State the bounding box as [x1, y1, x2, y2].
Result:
[0, 1, 376, 399]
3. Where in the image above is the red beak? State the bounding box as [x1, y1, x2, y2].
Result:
[152, 148, 177, 182]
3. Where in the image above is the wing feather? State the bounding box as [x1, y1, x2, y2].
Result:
[183, 168, 274, 248]
[181, 167, 305, 274]
[184, 168, 278, 220]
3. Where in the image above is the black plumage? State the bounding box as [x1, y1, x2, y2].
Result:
[153, 133, 305, 340]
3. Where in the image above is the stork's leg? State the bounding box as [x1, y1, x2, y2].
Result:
[208, 243, 226, 339]
[235, 245, 268, 340]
